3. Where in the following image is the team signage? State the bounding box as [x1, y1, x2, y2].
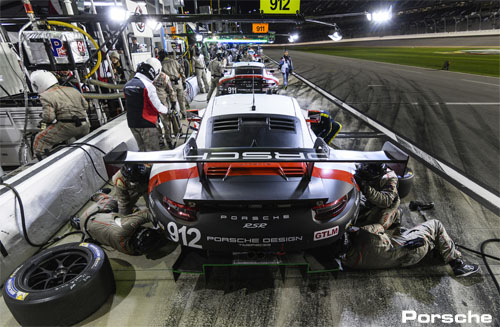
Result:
[260, 0, 300, 14]
[252, 23, 269, 33]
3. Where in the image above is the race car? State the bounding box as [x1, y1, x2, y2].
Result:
[105, 93, 409, 254]
[218, 62, 279, 95]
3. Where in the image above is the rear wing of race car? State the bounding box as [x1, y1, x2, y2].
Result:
[104, 138, 409, 181]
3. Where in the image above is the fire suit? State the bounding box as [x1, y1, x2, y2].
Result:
[162, 57, 187, 117]
[357, 169, 400, 230]
[207, 59, 224, 100]
[153, 72, 177, 144]
[192, 54, 210, 93]
[342, 219, 462, 269]
[80, 199, 150, 255]
[112, 168, 149, 215]
[123, 72, 168, 151]
[33, 85, 90, 157]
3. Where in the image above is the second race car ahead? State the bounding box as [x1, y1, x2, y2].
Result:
[218, 62, 279, 95]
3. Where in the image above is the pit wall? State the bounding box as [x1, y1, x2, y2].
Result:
[0, 116, 136, 284]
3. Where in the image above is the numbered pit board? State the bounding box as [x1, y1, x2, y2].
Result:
[252, 23, 269, 33]
[260, 0, 300, 14]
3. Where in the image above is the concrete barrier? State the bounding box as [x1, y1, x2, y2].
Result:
[0, 115, 137, 284]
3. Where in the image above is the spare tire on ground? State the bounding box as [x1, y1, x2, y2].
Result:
[3, 242, 115, 326]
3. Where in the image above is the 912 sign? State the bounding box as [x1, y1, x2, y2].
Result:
[260, 0, 300, 14]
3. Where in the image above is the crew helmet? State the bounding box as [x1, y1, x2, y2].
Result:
[216, 50, 224, 60]
[120, 164, 150, 184]
[30, 70, 58, 93]
[130, 227, 165, 254]
[355, 163, 387, 181]
[137, 57, 162, 81]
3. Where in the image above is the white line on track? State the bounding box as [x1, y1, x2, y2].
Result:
[461, 79, 500, 87]
[409, 102, 500, 105]
[444, 102, 500, 105]
[266, 56, 500, 213]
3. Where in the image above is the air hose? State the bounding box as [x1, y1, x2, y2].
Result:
[85, 79, 125, 90]
[47, 20, 101, 79]
[83, 92, 124, 100]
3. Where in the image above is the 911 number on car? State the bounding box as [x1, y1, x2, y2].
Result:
[167, 222, 202, 249]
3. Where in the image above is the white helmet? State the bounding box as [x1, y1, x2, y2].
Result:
[30, 70, 58, 93]
[145, 57, 162, 78]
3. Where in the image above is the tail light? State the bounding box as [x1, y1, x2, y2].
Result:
[162, 196, 198, 221]
[312, 195, 348, 221]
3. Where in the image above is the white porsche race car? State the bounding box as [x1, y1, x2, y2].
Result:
[218, 62, 279, 95]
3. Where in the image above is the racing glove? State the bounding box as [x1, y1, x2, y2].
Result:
[183, 82, 187, 89]
[354, 174, 369, 194]
[170, 101, 177, 111]
[403, 237, 425, 250]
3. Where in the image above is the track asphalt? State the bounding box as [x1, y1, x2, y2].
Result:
[266, 49, 500, 196]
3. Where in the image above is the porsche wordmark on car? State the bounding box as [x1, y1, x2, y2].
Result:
[105, 93, 408, 253]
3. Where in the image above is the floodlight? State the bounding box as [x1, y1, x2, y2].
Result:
[195, 34, 203, 42]
[368, 6, 392, 23]
[288, 33, 299, 43]
[109, 6, 129, 22]
[328, 31, 342, 41]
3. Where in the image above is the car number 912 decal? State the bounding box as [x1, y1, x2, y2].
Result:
[167, 222, 202, 249]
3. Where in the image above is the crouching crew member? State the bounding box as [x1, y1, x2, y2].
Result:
[31, 70, 90, 159]
[354, 163, 401, 230]
[341, 219, 480, 277]
[112, 164, 150, 215]
[310, 110, 342, 145]
[124, 58, 168, 151]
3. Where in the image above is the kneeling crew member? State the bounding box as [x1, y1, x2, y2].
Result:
[341, 219, 480, 277]
[78, 193, 164, 255]
[355, 163, 400, 230]
[112, 163, 150, 215]
[124, 58, 168, 151]
[31, 70, 89, 159]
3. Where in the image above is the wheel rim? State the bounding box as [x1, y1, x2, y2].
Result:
[22, 250, 90, 291]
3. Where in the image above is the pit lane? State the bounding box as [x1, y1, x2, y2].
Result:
[0, 59, 499, 327]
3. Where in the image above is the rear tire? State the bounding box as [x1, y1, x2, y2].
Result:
[3, 242, 115, 326]
[398, 167, 414, 199]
